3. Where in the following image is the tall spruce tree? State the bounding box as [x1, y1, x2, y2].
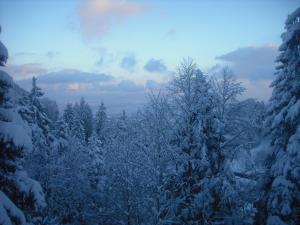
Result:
[71, 97, 93, 143]
[160, 59, 241, 224]
[0, 26, 8, 67]
[255, 7, 300, 225]
[0, 35, 45, 224]
[22, 77, 53, 194]
[63, 103, 75, 132]
[95, 101, 107, 142]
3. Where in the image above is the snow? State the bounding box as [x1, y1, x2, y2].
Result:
[0, 191, 27, 225]
[0, 7, 299, 223]
[282, 22, 300, 45]
[271, 109, 285, 128]
[281, 202, 292, 216]
[286, 99, 300, 122]
[272, 176, 293, 188]
[0, 108, 14, 121]
[287, 126, 300, 156]
[0, 72, 33, 150]
[0, 71, 28, 106]
[0, 120, 32, 150]
[286, 7, 300, 25]
[0, 70, 13, 85]
[13, 171, 46, 209]
[267, 216, 287, 225]
[0, 71, 47, 223]
[0, 41, 8, 66]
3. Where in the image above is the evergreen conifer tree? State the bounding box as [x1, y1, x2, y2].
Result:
[255, 7, 300, 225]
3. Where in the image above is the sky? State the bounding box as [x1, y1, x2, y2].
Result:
[0, 0, 299, 113]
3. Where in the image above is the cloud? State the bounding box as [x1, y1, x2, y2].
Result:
[120, 55, 136, 72]
[2, 63, 47, 80]
[95, 57, 105, 67]
[12, 52, 37, 57]
[145, 80, 160, 89]
[144, 58, 167, 73]
[45, 51, 59, 59]
[216, 45, 278, 80]
[15, 69, 166, 114]
[93, 47, 117, 67]
[239, 78, 272, 101]
[79, 0, 145, 39]
[164, 28, 176, 39]
[93, 47, 108, 55]
[67, 82, 95, 91]
[18, 69, 113, 85]
[118, 79, 142, 92]
[213, 44, 279, 101]
[10, 51, 59, 62]
[67, 83, 81, 90]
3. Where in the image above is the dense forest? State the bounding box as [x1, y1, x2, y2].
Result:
[0, 5, 299, 225]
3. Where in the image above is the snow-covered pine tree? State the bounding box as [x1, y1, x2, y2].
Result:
[20, 77, 54, 196]
[0, 31, 46, 224]
[95, 101, 107, 142]
[255, 7, 300, 225]
[87, 134, 105, 190]
[40, 97, 59, 126]
[63, 103, 75, 132]
[101, 110, 148, 224]
[0, 70, 46, 224]
[138, 92, 175, 224]
[160, 59, 212, 224]
[0, 26, 8, 66]
[30, 76, 52, 141]
[160, 59, 242, 225]
[62, 102, 86, 143]
[78, 133, 106, 223]
[78, 97, 93, 143]
[72, 102, 86, 143]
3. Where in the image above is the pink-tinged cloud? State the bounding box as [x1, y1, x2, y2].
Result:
[67, 82, 94, 91]
[2, 63, 47, 80]
[79, 0, 145, 39]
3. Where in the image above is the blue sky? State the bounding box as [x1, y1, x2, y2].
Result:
[0, 0, 299, 113]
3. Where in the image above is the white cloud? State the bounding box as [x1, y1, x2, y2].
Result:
[2, 63, 47, 80]
[238, 78, 272, 101]
[118, 79, 141, 92]
[45, 51, 59, 59]
[93, 47, 118, 68]
[79, 0, 145, 39]
[12, 52, 37, 57]
[216, 45, 278, 80]
[16, 69, 158, 114]
[214, 45, 279, 101]
[18, 69, 113, 84]
[144, 58, 167, 73]
[145, 80, 160, 90]
[164, 28, 176, 39]
[120, 55, 136, 72]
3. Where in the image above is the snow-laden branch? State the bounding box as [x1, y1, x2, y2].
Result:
[0, 191, 27, 225]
